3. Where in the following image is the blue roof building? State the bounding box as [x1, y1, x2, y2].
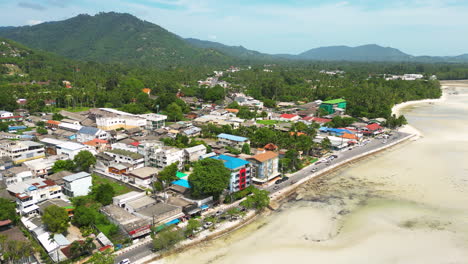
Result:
[210, 155, 252, 193]
[217, 133, 250, 148]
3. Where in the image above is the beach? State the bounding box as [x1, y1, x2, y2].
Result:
[162, 80, 468, 264]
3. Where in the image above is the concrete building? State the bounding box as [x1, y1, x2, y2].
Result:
[105, 149, 145, 169]
[217, 133, 250, 148]
[23, 155, 67, 177]
[77, 126, 109, 143]
[56, 142, 93, 159]
[0, 141, 45, 164]
[127, 167, 159, 187]
[184, 145, 207, 163]
[248, 151, 280, 183]
[138, 113, 167, 130]
[1, 165, 34, 186]
[210, 155, 252, 193]
[62, 172, 92, 197]
[148, 147, 184, 169]
[7, 178, 62, 216]
[319, 99, 347, 115]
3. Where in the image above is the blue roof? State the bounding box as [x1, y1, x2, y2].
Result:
[78, 126, 99, 135]
[172, 179, 191, 188]
[8, 126, 27, 131]
[319, 127, 354, 135]
[200, 204, 209, 210]
[217, 133, 248, 142]
[164, 218, 180, 226]
[211, 155, 249, 170]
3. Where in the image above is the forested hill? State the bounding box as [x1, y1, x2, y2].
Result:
[296, 44, 411, 61]
[185, 38, 279, 62]
[0, 12, 231, 67]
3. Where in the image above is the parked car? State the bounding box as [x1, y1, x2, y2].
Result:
[275, 179, 283, 184]
[203, 222, 213, 229]
[119, 259, 131, 264]
[214, 211, 223, 217]
[282, 176, 290, 181]
[273, 186, 280, 190]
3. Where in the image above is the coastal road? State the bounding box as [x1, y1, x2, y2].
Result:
[114, 131, 410, 264]
[114, 239, 154, 264]
[263, 131, 410, 194]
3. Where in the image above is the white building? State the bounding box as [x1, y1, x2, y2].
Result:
[7, 178, 62, 215]
[105, 149, 145, 169]
[23, 155, 68, 177]
[184, 145, 207, 163]
[0, 111, 13, 118]
[62, 172, 92, 197]
[217, 133, 250, 148]
[77, 126, 109, 143]
[56, 142, 94, 159]
[0, 140, 45, 164]
[138, 113, 167, 130]
[1, 165, 34, 186]
[127, 167, 159, 187]
[233, 93, 264, 109]
[148, 147, 184, 169]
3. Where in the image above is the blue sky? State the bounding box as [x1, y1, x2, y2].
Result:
[0, 0, 467, 56]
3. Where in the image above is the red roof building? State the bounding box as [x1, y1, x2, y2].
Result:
[366, 123, 383, 131]
[280, 113, 298, 119]
[311, 117, 332, 124]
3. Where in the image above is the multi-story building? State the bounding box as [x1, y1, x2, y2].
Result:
[77, 126, 109, 143]
[1, 165, 34, 186]
[247, 151, 280, 183]
[184, 145, 207, 163]
[0, 141, 45, 164]
[137, 113, 167, 130]
[105, 149, 145, 169]
[62, 172, 92, 197]
[210, 155, 252, 193]
[23, 155, 68, 177]
[148, 147, 184, 169]
[7, 178, 62, 216]
[217, 133, 250, 148]
[0, 110, 23, 123]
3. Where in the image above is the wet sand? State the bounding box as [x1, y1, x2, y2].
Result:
[162, 81, 468, 264]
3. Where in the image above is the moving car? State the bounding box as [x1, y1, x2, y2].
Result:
[119, 259, 131, 264]
[273, 186, 280, 190]
[203, 222, 213, 229]
[275, 179, 283, 184]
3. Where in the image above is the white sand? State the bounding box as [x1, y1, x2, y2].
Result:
[391, 85, 449, 139]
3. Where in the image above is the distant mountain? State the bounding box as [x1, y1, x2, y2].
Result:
[185, 38, 278, 61]
[296, 44, 412, 62]
[0, 12, 230, 67]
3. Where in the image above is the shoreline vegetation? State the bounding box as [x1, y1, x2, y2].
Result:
[141, 81, 466, 263]
[138, 89, 453, 263]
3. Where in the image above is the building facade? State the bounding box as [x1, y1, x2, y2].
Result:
[62, 172, 92, 197]
[248, 151, 280, 183]
[211, 155, 252, 193]
[0, 141, 45, 164]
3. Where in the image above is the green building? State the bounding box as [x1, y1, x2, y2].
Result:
[319, 99, 347, 114]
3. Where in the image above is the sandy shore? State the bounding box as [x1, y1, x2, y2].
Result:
[391, 85, 449, 139]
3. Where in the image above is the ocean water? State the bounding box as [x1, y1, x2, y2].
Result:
[164, 82, 468, 264]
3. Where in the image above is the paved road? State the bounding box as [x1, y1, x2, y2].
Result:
[264, 131, 409, 194]
[114, 131, 410, 264]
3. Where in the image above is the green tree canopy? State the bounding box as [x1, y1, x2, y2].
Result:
[241, 188, 270, 211]
[152, 228, 184, 252]
[184, 219, 201, 237]
[85, 250, 114, 264]
[166, 102, 184, 122]
[158, 162, 179, 186]
[189, 159, 231, 199]
[42, 205, 69, 234]
[73, 150, 96, 172]
[52, 159, 76, 173]
[72, 206, 96, 227]
[241, 143, 251, 154]
[0, 198, 19, 224]
[94, 183, 115, 205]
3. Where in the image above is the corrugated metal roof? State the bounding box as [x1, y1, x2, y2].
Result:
[217, 133, 248, 142]
[78, 126, 99, 135]
[211, 155, 250, 170]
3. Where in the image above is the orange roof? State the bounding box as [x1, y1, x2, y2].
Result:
[290, 132, 306, 136]
[47, 120, 60, 125]
[340, 133, 358, 140]
[83, 138, 108, 146]
[264, 143, 278, 151]
[225, 108, 239, 113]
[249, 151, 278, 162]
[142, 88, 151, 94]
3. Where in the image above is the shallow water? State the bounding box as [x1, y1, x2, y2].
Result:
[164, 82, 468, 264]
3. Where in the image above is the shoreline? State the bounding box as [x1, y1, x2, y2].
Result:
[138, 133, 415, 264]
[391, 85, 449, 140]
[137, 86, 452, 264]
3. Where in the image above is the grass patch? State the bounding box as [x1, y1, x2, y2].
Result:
[256, 120, 280, 125]
[92, 174, 131, 195]
[55, 106, 91, 112]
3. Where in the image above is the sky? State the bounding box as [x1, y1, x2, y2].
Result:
[0, 0, 467, 56]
